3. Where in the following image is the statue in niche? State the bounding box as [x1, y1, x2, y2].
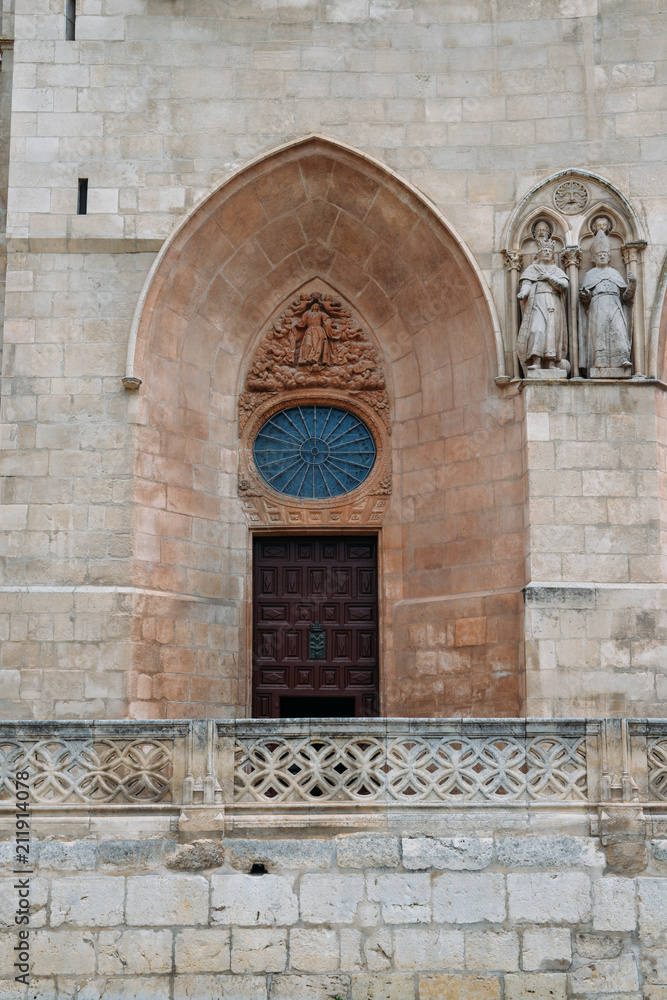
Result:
[579, 228, 636, 378]
[516, 238, 569, 377]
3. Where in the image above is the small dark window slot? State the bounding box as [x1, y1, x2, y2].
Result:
[249, 862, 267, 875]
[77, 178, 88, 215]
[66, 0, 76, 40]
[279, 696, 355, 718]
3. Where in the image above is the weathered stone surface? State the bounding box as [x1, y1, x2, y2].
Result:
[419, 974, 501, 1000]
[50, 876, 124, 927]
[638, 878, 667, 939]
[403, 838, 493, 871]
[507, 874, 591, 924]
[0, 876, 47, 927]
[640, 947, 667, 985]
[290, 928, 339, 972]
[337, 835, 401, 870]
[351, 973, 415, 1000]
[32, 930, 97, 975]
[97, 840, 166, 870]
[175, 928, 231, 973]
[341, 928, 364, 972]
[495, 838, 604, 870]
[271, 974, 349, 999]
[173, 974, 267, 999]
[126, 874, 209, 925]
[228, 839, 333, 873]
[522, 928, 572, 972]
[504, 973, 568, 1000]
[231, 928, 287, 973]
[367, 873, 431, 923]
[593, 877, 636, 931]
[569, 954, 639, 995]
[433, 873, 506, 924]
[393, 927, 465, 971]
[575, 934, 623, 960]
[212, 874, 298, 925]
[300, 874, 364, 924]
[37, 841, 97, 871]
[465, 930, 520, 971]
[166, 839, 225, 871]
[365, 928, 393, 970]
[98, 929, 173, 974]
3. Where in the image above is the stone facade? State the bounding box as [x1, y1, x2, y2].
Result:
[0, 0, 666, 721]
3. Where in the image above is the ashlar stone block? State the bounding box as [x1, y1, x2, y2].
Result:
[638, 878, 667, 939]
[126, 874, 208, 926]
[212, 873, 298, 925]
[98, 929, 172, 974]
[465, 929, 519, 971]
[593, 877, 637, 931]
[337, 835, 401, 869]
[289, 928, 339, 972]
[351, 972, 416, 1000]
[173, 974, 267, 1000]
[175, 928, 231, 973]
[522, 928, 571, 972]
[569, 954, 639, 995]
[32, 930, 96, 975]
[50, 875, 124, 927]
[403, 837, 493, 871]
[393, 927, 465, 971]
[507, 873, 591, 924]
[270, 974, 350, 999]
[433, 873, 506, 924]
[367, 873, 431, 923]
[300, 874, 364, 924]
[504, 974, 567, 1000]
[419, 974, 501, 1000]
[231, 928, 287, 974]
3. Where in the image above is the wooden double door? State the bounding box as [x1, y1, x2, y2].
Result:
[252, 536, 379, 718]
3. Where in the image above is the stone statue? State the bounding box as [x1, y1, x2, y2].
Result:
[291, 300, 341, 366]
[516, 239, 569, 376]
[579, 228, 636, 378]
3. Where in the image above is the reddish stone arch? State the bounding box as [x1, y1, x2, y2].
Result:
[128, 136, 526, 721]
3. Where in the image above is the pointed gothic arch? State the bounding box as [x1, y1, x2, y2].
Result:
[127, 136, 525, 721]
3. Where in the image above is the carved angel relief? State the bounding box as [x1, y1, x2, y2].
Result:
[239, 290, 391, 527]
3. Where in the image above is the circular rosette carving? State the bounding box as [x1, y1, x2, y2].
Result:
[89, 741, 173, 802]
[553, 180, 588, 214]
[26, 740, 93, 802]
[648, 739, 667, 801]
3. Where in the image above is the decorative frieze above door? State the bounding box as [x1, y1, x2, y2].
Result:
[238, 285, 392, 527]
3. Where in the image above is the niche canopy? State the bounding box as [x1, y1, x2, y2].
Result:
[239, 287, 392, 527]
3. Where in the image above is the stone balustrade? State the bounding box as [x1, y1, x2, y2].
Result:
[1, 719, 665, 825]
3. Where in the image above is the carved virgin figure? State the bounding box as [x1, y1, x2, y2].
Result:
[516, 239, 569, 376]
[579, 228, 636, 378]
[291, 300, 341, 366]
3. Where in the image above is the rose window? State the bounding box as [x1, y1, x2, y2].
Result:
[253, 405, 376, 500]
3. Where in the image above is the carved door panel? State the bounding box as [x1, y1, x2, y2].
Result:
[253, 536, 378, 718]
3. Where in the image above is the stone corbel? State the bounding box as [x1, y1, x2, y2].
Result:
[502, 249, 523, 379]
[621, 241, 648, 378]
[561, 246, 582, 379]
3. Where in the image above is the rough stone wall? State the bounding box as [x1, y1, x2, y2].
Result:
[3, 829, 667, 999]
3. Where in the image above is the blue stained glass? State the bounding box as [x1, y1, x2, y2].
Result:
[253, 405, 376, 499]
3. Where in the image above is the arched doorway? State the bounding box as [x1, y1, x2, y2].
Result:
[127, 136, 525, 720]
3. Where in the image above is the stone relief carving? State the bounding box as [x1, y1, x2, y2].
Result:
[238, 289, 391, 527]
[244, 291, 386, 393]
[503, 172, 647, 382]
